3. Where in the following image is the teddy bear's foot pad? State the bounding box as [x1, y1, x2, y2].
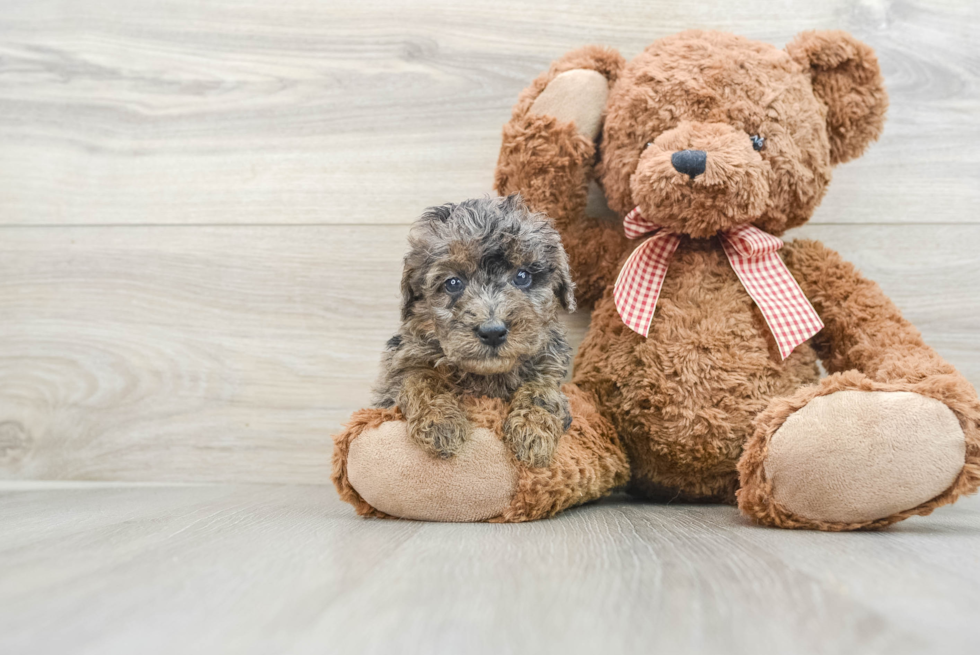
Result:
[347, 421, 517, 522]
[333, 385, 630, 523]
[765, 390, 965, 524]
[530, 69, 609, 140]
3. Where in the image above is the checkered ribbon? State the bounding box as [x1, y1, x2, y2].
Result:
[613, 207, 824, 360]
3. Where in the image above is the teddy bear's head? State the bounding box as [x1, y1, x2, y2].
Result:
[597, 30, 888, 238]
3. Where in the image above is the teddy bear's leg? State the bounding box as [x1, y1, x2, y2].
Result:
[332, 385, 630, 522]
[737, 240, 980, 530]
[332, 407, 519, 521]
[494, 46, 630, 306]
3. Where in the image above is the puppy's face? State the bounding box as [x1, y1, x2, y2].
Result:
[401, 196, 575, 375]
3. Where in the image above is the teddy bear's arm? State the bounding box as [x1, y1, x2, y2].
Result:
[782, 239, 967, 384]
[494, 46, 632, 307]
[495, 116, 628, 306]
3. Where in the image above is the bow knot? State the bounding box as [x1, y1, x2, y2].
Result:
[613, 207, 823, 360]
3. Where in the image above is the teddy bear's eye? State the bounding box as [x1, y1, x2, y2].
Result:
[750, 135, 766, 151]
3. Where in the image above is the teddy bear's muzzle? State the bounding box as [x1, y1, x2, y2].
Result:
[630, 121, 771, 239]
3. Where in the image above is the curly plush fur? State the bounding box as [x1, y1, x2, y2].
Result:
[332, 384, 630, 522]
[495, 30, 979, 529]
[372, 196, 576, 467]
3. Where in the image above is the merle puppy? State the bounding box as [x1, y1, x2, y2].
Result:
[373, 195, 576, 467]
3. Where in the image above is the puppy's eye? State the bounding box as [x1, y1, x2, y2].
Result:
[444, 277, 465, 293]
[513, 269, 532, 289]
[750, 135, 766, 151]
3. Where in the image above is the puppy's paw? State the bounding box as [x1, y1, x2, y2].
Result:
[556, 392, 573, 432]
[407, 403, 470, 460]
[504, 399, 565, 468]
[532, 388, 573, 432]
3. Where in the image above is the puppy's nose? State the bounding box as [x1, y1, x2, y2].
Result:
[476, 322, 508, 347]
[671, 149, 707, 178]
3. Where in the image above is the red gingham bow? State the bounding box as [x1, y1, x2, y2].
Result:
[613, 207, 824, 360]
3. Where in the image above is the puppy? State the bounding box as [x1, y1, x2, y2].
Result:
[373, 195, 576, 467]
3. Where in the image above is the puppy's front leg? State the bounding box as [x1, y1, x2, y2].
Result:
[399, 371, 470, 459]
[504, 382, 571, 468]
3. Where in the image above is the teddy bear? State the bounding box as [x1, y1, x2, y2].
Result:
[492, 29, 979, 530]
[334, 29, 978, 530]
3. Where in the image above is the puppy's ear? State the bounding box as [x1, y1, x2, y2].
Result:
[399, 255, 423, 321]
[421, 202, 455, 223]
[500, 193, 525, 213]
[786, 30, 888, 165]
[553, 247, 576, 313]
[401, 204, 452, 320]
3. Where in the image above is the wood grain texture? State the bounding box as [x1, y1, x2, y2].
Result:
[0, 0, 978, 226]
[0, 483, 978, 655]
[1, 223, 977, 483]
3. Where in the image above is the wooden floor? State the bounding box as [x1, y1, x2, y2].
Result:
[2, 1, 980, 653]
[1, 483, 979, 655]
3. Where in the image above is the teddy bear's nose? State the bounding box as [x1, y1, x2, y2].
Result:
[671, 149, 707, 178]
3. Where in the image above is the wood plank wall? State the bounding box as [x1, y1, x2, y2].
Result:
[2, 0, 978, 483]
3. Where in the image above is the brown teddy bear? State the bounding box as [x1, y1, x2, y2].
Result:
[493, 29, 979, 530]
[334, 29, 978, 530]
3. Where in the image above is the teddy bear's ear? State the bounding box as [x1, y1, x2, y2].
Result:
[786, 30, 889, 165]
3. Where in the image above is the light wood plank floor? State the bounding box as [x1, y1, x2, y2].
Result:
[1, 483, 979, 655]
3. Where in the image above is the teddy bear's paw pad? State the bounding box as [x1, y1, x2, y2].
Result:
[346, 420, 517, 522]
[530, 69, 609, 140]
[765, 390, 965, 524]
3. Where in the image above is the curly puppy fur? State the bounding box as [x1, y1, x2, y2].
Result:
[373, 196, 576, 467]
[495, 30, 979, 528]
